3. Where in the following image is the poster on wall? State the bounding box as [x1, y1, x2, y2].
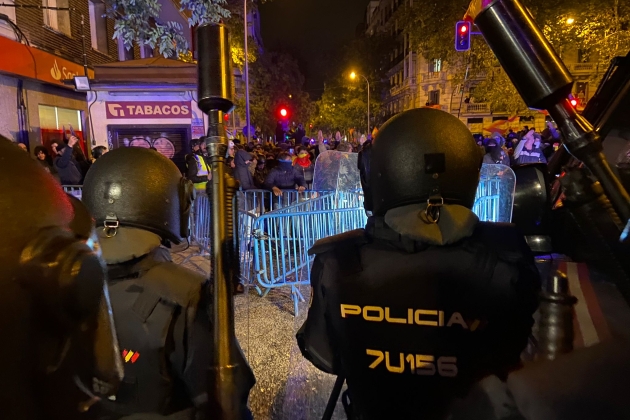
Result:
[109, 126, 190, 174]
[191, 118, 205, 139]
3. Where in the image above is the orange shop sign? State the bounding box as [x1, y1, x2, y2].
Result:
[0, 35, 93, 87]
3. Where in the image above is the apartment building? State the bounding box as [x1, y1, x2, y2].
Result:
[366, 0, 600, 134]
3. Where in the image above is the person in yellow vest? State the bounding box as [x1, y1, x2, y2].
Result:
[185, 138, 211, 191]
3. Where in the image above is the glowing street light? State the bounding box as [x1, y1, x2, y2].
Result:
[566, 17, 575, 24]
[349, 71, 370, 135]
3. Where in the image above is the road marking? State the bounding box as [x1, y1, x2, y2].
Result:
[566, 262, 600, 347]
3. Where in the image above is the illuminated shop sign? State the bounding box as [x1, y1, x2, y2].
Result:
[105, 101, 192, 119]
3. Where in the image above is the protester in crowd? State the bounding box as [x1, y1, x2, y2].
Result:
[294, 145, 314, 189]
[265, 152, 306, 196]
[336, 142, 353, 153]
[234, 148, 256, 190]
[33, 145, 57, 178]
[514, 128, 547, 165]
[253, 156, 268, 189]
[91, 145, 108, 161]
[50, 140, 60, 158]
[53, 134, 83, 185]
[483, 139, 510, 165]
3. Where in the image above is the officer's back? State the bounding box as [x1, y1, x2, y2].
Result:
[82, 147, 254, 419]
[298, 109, 540, 420]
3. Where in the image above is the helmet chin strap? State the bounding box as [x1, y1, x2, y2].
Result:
[103, 215, 119, 238]
[424, 195, 444, 224]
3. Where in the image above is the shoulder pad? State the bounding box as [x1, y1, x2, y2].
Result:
[472, 222, 533, 262]
[308, 229, 366, 256]
[140, 262, 206, 307]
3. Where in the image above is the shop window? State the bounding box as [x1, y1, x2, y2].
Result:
[88, 0, 108, 52]
[108, 126, 190, 174]
[43, 0, 71, 36]
[38, 104, 87, 156]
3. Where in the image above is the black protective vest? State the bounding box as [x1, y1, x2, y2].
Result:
[99, 251, 210, 418]
[298, 221, 540, 420]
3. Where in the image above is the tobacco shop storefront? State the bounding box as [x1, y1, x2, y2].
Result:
[89, 58, 207, 173]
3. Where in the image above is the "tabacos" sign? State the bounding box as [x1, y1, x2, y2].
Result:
[106, 101, 192, 119]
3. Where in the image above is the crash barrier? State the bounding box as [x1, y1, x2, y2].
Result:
[62, 185, 83, 200]
[237, 189, 363, 216]
[245, 192, 368, 315]
[472, 164, 516, 223]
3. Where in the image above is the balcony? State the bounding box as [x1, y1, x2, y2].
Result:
[464, 103, 491, 114]
[421, 71, 443, 82]
[389, 77, 416, 97]
[567, 62, 596, 74]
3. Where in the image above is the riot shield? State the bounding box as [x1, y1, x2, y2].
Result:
[312, 150, 361, 192]
[473, 164, 516, 223]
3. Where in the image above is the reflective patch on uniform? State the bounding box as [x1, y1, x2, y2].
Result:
[122, 349, 140, 363]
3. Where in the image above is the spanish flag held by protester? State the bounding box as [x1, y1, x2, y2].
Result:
[463, 0, 494, 22]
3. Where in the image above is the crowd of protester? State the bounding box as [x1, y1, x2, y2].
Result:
[218, 128, 371, 195]
[14, 133, 108, 185]
[476, 120, 561, 168]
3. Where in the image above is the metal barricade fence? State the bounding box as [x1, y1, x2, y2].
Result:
[236, 189, 364, 215]
[472, 164, 516, 223]
[62, 185, 83, 200]
[248, 195, 367, 315]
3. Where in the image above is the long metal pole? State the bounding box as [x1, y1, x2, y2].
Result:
[365, 75, 370, 135]
[244, 0, 251, 144]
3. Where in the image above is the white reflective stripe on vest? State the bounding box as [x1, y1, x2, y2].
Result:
[194, 154, 210, 177]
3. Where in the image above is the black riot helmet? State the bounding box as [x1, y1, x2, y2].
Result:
[83, 147, 195, 244]
[367, 108, 482, 215]
[0, 139, 122, 420]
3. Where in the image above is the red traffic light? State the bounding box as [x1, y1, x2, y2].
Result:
[280, 108, 288, 117]
[455, 21, 471, 52]
[570, 98, 578, 107]
[224, 113, 230, 121]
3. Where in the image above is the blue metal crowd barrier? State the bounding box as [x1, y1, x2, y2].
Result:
[246, 193, 367, 315]
[62, 185, 83, 200]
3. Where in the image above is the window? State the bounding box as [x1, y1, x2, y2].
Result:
[118, 37, 134, 61]
[429, 58, 442, 73]
[140, 44, 154, 58]
[38, 105, 86, 155]
[429, 89, 440, 105]
[577, 48, 591, 63]
[42, 0, 71, 36]
[0, 0, 18, 40]
[88, 0, 108, 52]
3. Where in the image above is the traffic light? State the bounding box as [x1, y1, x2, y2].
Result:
[277, 106, 290, 120]
[569, 95, 578, 107]
[455, 21, 471, 52]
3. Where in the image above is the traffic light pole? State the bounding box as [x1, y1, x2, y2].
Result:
[244, 0, 252, 144]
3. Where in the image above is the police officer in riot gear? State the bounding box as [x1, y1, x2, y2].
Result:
[0, 138, 123, 420]
[82, 147, 254, 419]
[297, 108, 541, 420]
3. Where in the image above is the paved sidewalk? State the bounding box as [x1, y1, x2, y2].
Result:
[171, 246, 346, 420]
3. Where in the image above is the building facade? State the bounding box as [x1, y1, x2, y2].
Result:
[0, 0, 120, 154]
[365, 0, 600, 135]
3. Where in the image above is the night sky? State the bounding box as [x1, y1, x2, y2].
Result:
[259, 0, 371, 98]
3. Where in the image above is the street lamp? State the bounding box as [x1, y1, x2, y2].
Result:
[566, 17, 575, 25]
[350, 71, 370, 135]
